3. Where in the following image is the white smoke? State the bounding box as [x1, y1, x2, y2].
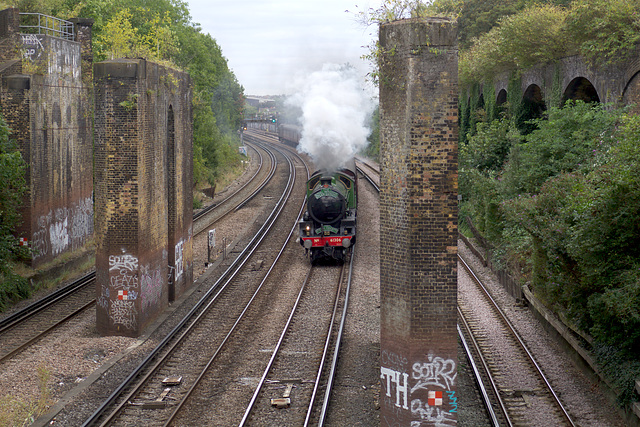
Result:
[287, 63, 375, 172]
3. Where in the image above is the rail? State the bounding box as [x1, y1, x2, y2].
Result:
[19, 13, 75, 41]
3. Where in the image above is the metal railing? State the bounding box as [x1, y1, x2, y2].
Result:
[19, 13, 74, 41]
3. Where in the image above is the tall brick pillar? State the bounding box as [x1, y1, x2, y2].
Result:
[379, 18, 458, 425]
[94, 59, 193, 337]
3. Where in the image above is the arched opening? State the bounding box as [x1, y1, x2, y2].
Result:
[563, 77, 600, 104]
[496, 89, 507, 106]
[166, 105, 177, 302]
[475, 93, 486, 122]
[517, 84, 545, 134]
[622, 71, 640, 114]
[496, 89, 508, 117]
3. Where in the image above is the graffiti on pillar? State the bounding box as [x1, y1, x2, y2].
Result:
[108, 254, 139, 330]
[381, 350, 411, 420]
[21, 34, 44, 61]
[32, 197, 94, 261]
[96, 268, 109, 310]
[410, 356, 457, 393]
[110, 299, 137, 330]
[174, 240, 184, 281]
[70, 196, 94, 250]
[140, 264, 163, 310]
[49, 217, 69, 255]
[381, 353, 457, 426]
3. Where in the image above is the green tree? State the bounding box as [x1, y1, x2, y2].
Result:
[565, 0, 640, 64]
[95, 7, 177, 62]
[501, 101, 621, 195]
[60, 0, 245, 189]
[462, 117, 519, 174]
[362, 105, 380, 161]
[0, 115, 30, 311]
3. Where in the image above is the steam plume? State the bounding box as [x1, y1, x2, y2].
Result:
[287, 64, 374, 172]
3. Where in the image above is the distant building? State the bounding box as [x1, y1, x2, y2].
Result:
[245, 97, 260, 108]
[245, 96, 275, 109]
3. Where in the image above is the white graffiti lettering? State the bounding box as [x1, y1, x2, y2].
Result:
[381, 367, 409, 409]
[31, 196, 93, 261]
[110, 272, 138, 289]
[382, 353, 458, 425]
[411, 355, 457, 393]
[174, 241, 184, 280]
[70, 196, 93, 250]
[49, 218, 69, 255]
[21, 34, 44, 62]
[21, 34, 44, 48]
[31, 227, 49, 260]
[109, 254, 139, 272]
[411, 399, 456, 426]
[109, 299, 137, 330]
[140, 265, 163, 310]
[97, 285, 109, 309]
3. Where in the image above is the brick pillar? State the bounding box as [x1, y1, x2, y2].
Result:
[94, 58, 193, 337]
[379, 18, 459, 425]
[94, 59, 169, 337]
[70, 18, 94, 87]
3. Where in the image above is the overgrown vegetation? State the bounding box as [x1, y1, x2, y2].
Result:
[0, 114, 30, 311]
[461, 97, 640, 402]
[462, 88, 640, 402]
[460, 0, 640, 87]
[361, 105, 380, 162]
[6, 0, 246, 191]
[0, 365, 52, 426]
[457, 0, 640, 378]
[0, 0, 245, 305]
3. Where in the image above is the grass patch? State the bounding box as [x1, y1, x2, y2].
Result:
[1, 239, 96, 314]
[0, 365, 53, 426]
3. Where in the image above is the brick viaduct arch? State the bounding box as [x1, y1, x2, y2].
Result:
[491, 46, 640, 113]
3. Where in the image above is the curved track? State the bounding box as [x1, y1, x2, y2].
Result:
[82, 134, 310, 426]
[0, 142, 270, 368]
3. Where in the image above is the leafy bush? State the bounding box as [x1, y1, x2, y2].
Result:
[501, 112, 640, 354]
[0, 115, 30, 311]
[565, 0, 640, 64]
[462, 117, 519, 173]
[460, 4, 569, 86]
[502, 101, 622, 195]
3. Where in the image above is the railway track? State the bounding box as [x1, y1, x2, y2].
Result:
[82, 135, 310, 426]
[0, 271, 96, 364]
[355, 159, 575, 426]
[458, 254, 576, 426]
[0, 142, 270, 368]
[240, 251, 354, 426]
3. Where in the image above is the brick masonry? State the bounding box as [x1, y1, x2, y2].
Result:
[379, 18, 459, 425]
[0, 8, 194, 337]
[93, 59, 193, 337]
[0, 8, 94, 267]
[490, 44, 640, 111]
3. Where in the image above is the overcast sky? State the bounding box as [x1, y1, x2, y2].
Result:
[185, 0, 382, 96]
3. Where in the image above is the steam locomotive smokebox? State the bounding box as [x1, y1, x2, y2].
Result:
[379, 18, 459, 425]
[298, 161, 357, 263]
